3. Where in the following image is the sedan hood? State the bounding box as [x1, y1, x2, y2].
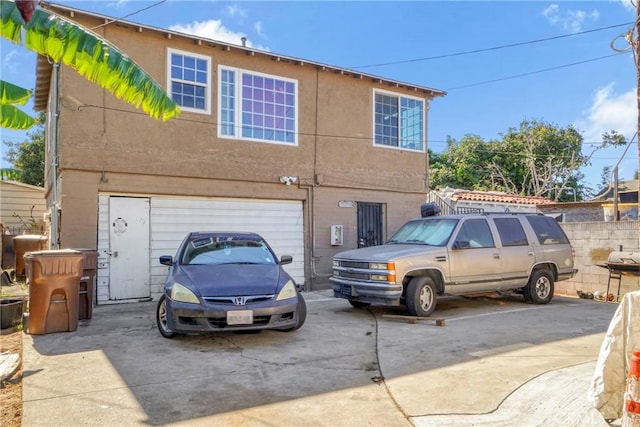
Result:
[178, 264, 284, 296]
[335, 244, 442, 261]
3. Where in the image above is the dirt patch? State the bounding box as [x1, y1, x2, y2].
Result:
[0, 329, 23, 427]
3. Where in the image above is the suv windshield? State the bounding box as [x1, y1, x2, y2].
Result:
[388, 218, 458, 246]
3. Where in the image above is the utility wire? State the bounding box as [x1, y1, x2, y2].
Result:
[75, 103, 636, 163]
[351, 21, 634, 69]
[445, 53, 626, 91]
[91, 0, 168, 30]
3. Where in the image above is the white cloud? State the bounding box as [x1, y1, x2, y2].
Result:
[169, 19, 248, 45]
[2, 49, 31, 76]
[542, 4, 599, 33]
[225, 5, 247, 19]
[254, 21, 265, 38]
[169, 19, 269, 50]
[612, 0, 636, 11]
[574, 83, 636, 143]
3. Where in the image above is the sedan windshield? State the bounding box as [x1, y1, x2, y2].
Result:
[388, 218, 458, 246]
[181, 238, 277, 265]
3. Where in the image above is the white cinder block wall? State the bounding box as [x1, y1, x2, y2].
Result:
[559, 221, 639, 300]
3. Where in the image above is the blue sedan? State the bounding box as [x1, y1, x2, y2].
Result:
[156, 231, 306, 338]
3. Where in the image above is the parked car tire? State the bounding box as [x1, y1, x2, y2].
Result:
[523, 269, 554, 304]
[348, 299, 371, 309]
[406, 276, 437, 317]
[283, 293, 307, 332]
[157, 294, 177, 339]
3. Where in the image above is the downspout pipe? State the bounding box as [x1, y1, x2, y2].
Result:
[50, 62, 60, 248]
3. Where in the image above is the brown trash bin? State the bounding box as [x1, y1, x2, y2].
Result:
[2, 233, 17, 269]
[73, 249, 99, 320]
[25, 250, 83, 335]
[13, 235, 47, 278]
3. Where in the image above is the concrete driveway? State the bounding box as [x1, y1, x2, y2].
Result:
[22, 290, 619, 426]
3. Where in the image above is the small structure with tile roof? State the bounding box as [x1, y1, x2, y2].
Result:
[428, 187, 553, 214]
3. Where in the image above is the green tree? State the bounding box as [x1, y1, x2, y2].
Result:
[3, 111, 45, 186]
[429, 135, 500, 190]
[430, 119, 628, 201]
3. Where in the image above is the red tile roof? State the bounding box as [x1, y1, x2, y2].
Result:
[450, 191, 553, 205]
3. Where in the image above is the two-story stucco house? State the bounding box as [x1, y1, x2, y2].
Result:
[33, 2, 445, 304]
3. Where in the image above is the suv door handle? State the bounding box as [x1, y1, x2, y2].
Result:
[493, 253, 500, 259]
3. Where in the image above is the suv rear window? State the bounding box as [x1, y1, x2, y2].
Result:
[494, 217, 529, 246]
[525, 215, 569, 245]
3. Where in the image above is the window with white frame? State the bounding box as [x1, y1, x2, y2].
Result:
[374, 91, 425, 151]
[219, 65, 297, 145]
[168, 49, 211, 114]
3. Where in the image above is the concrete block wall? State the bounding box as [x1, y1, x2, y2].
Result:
[558, 220, 640, 300]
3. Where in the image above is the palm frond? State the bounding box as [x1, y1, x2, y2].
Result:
[0, 0, 181, 121]
[0, 0, 23, 43]
[0, 80, 31, 105]
[0, 168, 22, 181]
[0, 104, 36, 129]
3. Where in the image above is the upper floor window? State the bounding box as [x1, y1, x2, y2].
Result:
[219, 65, 297, 145]
[168, 49, 211, 114]
[374, 91, 424, 151]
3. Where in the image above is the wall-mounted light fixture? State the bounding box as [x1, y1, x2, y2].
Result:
[279, 176, 298, 185]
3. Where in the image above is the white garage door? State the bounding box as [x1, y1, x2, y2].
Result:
[150, 197, 305, 289]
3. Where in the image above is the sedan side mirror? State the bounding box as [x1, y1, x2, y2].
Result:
[159, 255, 174, 266]
[280, 255, 293, 265]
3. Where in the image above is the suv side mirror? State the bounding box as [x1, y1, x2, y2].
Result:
[453, 240, 470, 250]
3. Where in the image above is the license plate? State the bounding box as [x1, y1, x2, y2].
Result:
[341, 284, 354, 296]
[227, 310, 253, 325]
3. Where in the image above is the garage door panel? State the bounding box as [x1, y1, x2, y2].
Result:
[151, 197, 304, 286]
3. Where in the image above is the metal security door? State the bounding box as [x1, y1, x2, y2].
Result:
[357, 202, 384, 247]
[108, 196, 150, 300]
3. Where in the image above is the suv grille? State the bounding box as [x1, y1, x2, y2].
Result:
[335, 270, 370, 280]
[336, 260, 369, 269]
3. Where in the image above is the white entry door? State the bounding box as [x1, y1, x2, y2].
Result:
[108, 197, 150, 300]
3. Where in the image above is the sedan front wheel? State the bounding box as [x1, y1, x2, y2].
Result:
[157, 294, 177, 339]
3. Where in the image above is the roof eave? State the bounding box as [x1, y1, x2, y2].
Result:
[36, 1, 446, 100]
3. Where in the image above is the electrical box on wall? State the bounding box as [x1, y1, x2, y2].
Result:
[331, 225, 343, 246]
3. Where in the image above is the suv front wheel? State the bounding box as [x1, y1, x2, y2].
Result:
[523, 270, 554, 304]
[406, 276, 437, 317]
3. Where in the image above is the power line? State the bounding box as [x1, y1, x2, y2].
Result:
[90, 0, 168, 30]
[351, 21, 634, 69]
[73, 103, 635, 163]
[444, 53, 626, 91]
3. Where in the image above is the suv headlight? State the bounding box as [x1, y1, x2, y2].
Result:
[170, 282, 200, 304]
[370, 262, 394, 270]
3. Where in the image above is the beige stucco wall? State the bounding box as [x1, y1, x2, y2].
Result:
[311, 186, 426, 283]
[44, 7, 439, 288]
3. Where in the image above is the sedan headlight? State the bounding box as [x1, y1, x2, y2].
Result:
[276, 280, 297, 301]
[170, 282, 200, 304]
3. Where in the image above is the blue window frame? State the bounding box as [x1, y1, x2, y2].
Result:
[219, 66, 297, 145]
[374, 91, 424, 151]
[168, 49, 210, 113]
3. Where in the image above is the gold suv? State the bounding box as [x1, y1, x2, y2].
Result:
[330, 213, 577, 316]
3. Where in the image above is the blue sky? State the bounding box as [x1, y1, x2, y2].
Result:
[1, 0, 637, 193]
